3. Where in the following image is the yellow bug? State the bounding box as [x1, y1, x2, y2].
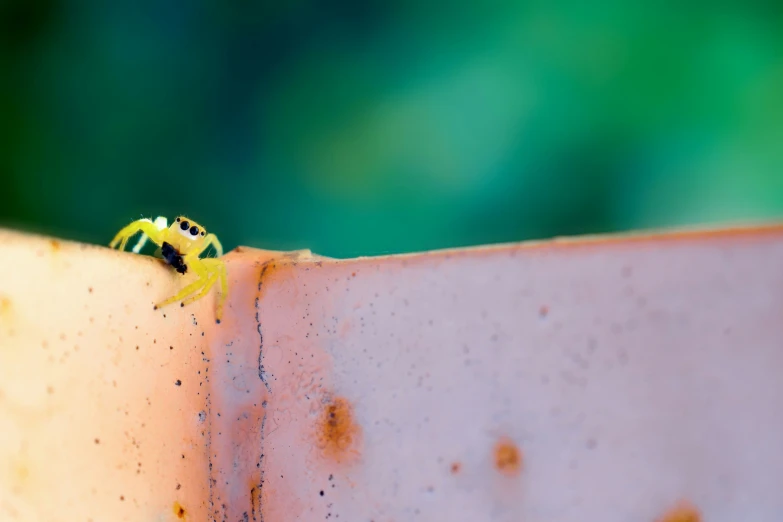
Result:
[110, 216, 228, 323]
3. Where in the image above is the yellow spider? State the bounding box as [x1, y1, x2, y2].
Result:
[110, 215, 228, 323]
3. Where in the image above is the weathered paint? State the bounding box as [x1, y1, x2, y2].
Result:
[0, 230, 213, 521]
[2, 224, 783, 521]
[249, 224, 783, 521]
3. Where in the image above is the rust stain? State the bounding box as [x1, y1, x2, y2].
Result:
[494, 437, 522, 476]
[256, 255, 312, 306]
[315, 396, 362, 463]
[450, 462, 461, 474]
[257, 261, 283, 299]
[260, 261, 279, 280]
[49, 239, 61, 251]
[257, 252, 317, 288]
[173, 501, 187, 519]
[250, 485, 258, 520]
[656, 501, 701, 522]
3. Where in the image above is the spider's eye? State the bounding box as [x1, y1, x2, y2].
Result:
[190, 226, 199, 236]
[200, 231, 206, 236]
[176, 217, 181, 222]
[180, 221, 189, 230]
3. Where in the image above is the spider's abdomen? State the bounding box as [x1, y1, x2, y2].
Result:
[161, 242, 188, 275]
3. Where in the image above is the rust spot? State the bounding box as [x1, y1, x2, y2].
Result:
[538, 305, 549, 318]
[257, 258, 302, 296]
[250, 485, 258, 518]
[256, 261, 280, 300]
[450, 462, 461, 474]
[259, 261, 279, 282]
[173, 501, 187, 519]
[656, 501, 701, 522]
[315, 396, 361, 463]
[494, 437, 522, 476]
[50, 239, 61, 251]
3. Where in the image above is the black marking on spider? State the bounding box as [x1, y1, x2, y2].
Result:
[161, 241, 188, 275]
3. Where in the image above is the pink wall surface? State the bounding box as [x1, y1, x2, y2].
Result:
[1, 225, 783, 521]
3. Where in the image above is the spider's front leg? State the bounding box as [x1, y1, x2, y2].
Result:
[154, 258, 228, 323]
[154, 260, 211, 311]
[197, 233, 224, 257]
[110, 218, 166, 252]
[197, 258, 227, 323]
[131, 216, 168, 253]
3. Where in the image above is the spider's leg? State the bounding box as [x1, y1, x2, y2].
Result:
[110, 219, 166, 251]
[181, 273, 218, 306]
[130, 220, 153, 253]
[131, 216, 168, 254]
[154, 258, 211, 309]
[155, 275, 209, 310]
[202, 258, 228, 322]
[154, 258, 228, 323]
[197, 233, 224, 258]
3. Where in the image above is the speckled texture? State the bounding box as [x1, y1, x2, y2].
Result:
[2, 225, 783, 521]
[253, 226, 783, 522]
[0, 230, 217, 521]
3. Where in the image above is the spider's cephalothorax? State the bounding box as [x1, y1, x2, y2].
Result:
[109, 215, 228, 323]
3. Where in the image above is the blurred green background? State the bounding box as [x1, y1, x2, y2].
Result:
[2, 1, 782, 258]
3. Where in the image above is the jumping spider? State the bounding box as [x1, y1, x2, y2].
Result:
[110, 216, 227, 323]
